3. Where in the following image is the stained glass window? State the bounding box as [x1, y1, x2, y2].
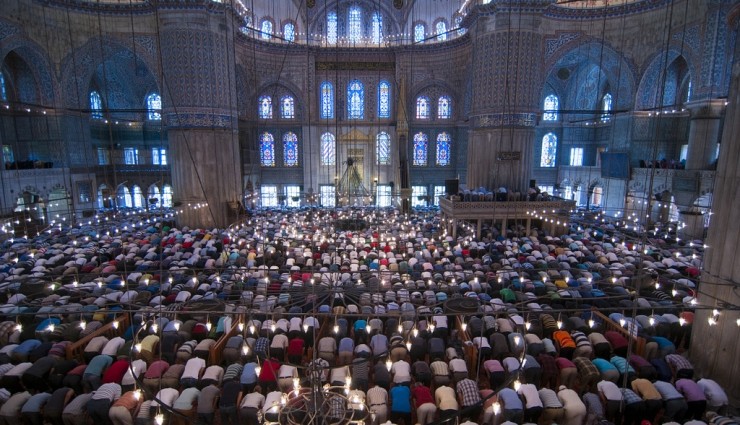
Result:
[90, 91, 103, 119]
[540, 132, 557, 168]
[543, 94, 559, 121]
[321, 132, 336, 166]
[258, 95, 272, 119]
[414, 23, 425, 43]
[283, 132, 299, 167]
[0, 73, 6, 101]
[347, 80, 364, 119]
[601, 93, 612, 122]
[284, 22, 295, 42]
[435, 20, 447, 41]
[281, 96, 295, 119]
[436, 132, 451, 166]
[372, 12, 383, 44]
[260, 19, 272, 40]
[454, 15, 465, 36]
[377, 132, 391, 165]
[320, 82, 334, 119]
[348, 6, 362, 43]
[146, 93, 161, 120]
[260, 132, 275, 167]
[327, 11, 338, 44]
[438, 96, 451, 119]
[378, 80, 391, 118]
[416, 96, 430, 119]
[412, 132, 428, 166]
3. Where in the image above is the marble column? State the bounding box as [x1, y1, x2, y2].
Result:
[466, 2, 549, 192]
[689, 10, 740, 405]
[158, 8, 241, 228]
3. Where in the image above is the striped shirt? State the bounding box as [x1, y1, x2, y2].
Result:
[91, 383, 121, 401]
[223, 364, 243, 381]
[665, 354, 693, 371]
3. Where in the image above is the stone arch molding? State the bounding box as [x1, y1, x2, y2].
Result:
[544, 40, 637, 111]
[59, 36, 160, 109]
[635, 48, 694, 110]
[0, 25, 57, 105]
[255, 79, 306, 119]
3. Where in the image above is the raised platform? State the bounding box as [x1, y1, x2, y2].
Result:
[438, 197, 576, 237]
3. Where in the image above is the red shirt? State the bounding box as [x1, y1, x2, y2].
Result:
[287, 339, 304, 356]
[259, 358, 280, 383]
[555, 357, 576, 370]
[412, 385, 434, 406]
[604, 331, 628, 350]
[144, 360, 169, 379]
[102, 359, 130, 384]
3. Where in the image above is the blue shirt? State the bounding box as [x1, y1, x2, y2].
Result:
[390, 385, 411, 413]
[592, 358, 617, 373]
[498, 388, 523, 410]
[241, 362, 257, 385]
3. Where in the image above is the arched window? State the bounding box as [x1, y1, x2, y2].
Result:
[412, 132, 428, 166]
[378, 80, 391, 118]
[162, 185, 173, 208]
[414, 23, 425, 43]
[348, 6, 362, 43]
[320, 133, 335, 166]
[436, 132, 451, 166]
[437, 96, 452, 119]
[132, 185, 144, 209]
[90, 91, 103, 119]
[146, 93, 162, 121]
[347, 80, 364, 119]
[416, 96, 430, 120]
[258, 95, 272, 119]
[147, 185, 160, 207]
[435, 20, 447, 41]
[280, 95, 295, 119]
[320, 82, 334, 119]
[327, 11, 338, 44]
[372, 12, 383, 44]
[260, 19, 273, 40]
[283, 132, 299, 167]
[0, 72, 6, 102]
[601, 93, 612, 122]
[543, 94, 558, 121]
[540, 132, 557, 168]
[377, 132, 391, 165]
[260, 132, 275, 167]
[117, 186, 133, 208]
[283, 22, 295, 42]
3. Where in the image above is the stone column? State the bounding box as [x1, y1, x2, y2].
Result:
[158, 7, 241, 228]
[684, 99, 725, 170]
[690, 9, 740, 405]
[467, 2, 548, 191]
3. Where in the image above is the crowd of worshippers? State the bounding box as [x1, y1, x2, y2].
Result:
[447, 187, 554, 202]
[0, 208, 733, 425]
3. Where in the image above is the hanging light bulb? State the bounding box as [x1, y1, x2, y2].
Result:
[525, 322, 531, 331]
[134, 343, 142, 352]
[406, 341, 411, 351]
[513, 380, 521, 391]
[513, 335, 521, 346]
[679, 317, 687, 326]
[242, 344, 249, 356]
[556, 320, 562, 329]
[588, 319, 595, 328]
[461, 321, 467, 332]
[270, 323, 276, 333]
[648, 317, 655, 326]
[112, 320, 119, 329]
[151, 323, 158, 334]
[255, 365, 261, 376]
[619, 318, 626, 327]
[303, 323, 309, 333]
[155, 414, 164, 425]
[250, 324, 256, 334]
[492, 402, 501, 415]
[385, 358, 392, 371]
[79, 321, 87, 330]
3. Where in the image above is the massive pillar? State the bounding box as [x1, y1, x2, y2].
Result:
[158, 6, 241, 228]
[690, 8, 740, 406]
[684, 99, 724, 170]
[466, 2, 548, 191]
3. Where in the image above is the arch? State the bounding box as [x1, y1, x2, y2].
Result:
[162, 185, 173, 208]
[543, 94, 559, 121]
[437, 95, 452, 119]
[98, 184, 113, 209]
[132, 185, 144, 208]
[320, 81, 334, 119]
[545, 41, 636, 111]
[59, 36, 159, 110]
[347, 79, 364, 119]
[308, 1, 402, 46]
[540, 133, 557, 168]
[0, 34, 56, 105]
[260, 18, 274, 40]
[282, 21, 296, 42]
[46, 186, 72, 224]
[412, 132, 428, 166]
[414, 22, 426, 43]
[416, 96, 430, 119]
[260, 132, 276, 167]
[280, 95, 295, 119]
[147, 184, 161, 207]
[635, 50, 693, 109]
[377, 132, 391, 165]
[146, 92, 162, 120]
[436, 132, 451, 166]
[320, 132, 336, 165]
[377, 80, 391, 118]
[117, 185, 132, 208]
[256, 81, 304, 119]
[258, 95, 272, 119]
[283, 132, 299, 167]
[434, 19, 448, 42]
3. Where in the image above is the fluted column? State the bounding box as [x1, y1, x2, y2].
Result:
[690, 8, 740, 405]
[158, 6, 241, 228]
[466, 1, 548, 191]
[684, 99, 724, 170]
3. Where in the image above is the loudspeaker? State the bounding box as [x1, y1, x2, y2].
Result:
[529, 179, 537, 189]
[445, 179, 459, 195]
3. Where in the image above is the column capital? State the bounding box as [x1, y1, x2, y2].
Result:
[684, 99, 727, 119]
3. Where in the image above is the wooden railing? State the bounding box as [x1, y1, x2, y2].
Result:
[66, 314, 130, 362]
[208, 314, 244, 366]
[592, 310, 647, 357]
